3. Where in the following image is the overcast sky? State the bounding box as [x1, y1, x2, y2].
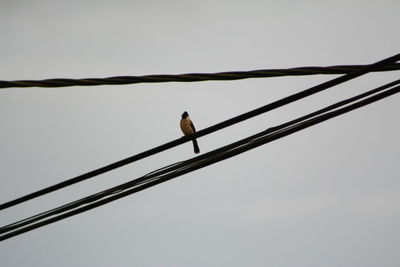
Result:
[0, 0, 399, 266]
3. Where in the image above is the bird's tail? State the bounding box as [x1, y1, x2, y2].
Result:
[192, 139, 200, 154]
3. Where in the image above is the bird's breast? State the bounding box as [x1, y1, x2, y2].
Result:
[180, 118, 194, 135]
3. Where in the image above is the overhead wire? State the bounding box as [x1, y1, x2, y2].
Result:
[1, 78, 399, 241]
[0, 161, 183, 234]
[0, 63, 400, 89]
[3, 78, 400, 234]
[1, 53, 399, 210]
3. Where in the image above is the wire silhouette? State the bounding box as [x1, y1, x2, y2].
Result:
[0, 64, 399, 89]
[1, 53, 399, 210]
[1, 79, 399, 241]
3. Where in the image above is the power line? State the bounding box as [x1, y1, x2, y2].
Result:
[0, 63, 399, 89]
[1, 53, 399, 210]
[2, 78, 399, 236]
[1, 80, 398, 241]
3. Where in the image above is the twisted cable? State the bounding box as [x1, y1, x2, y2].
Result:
[1, 63, 399, 89]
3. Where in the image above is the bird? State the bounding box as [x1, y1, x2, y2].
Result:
[180, 111, 200, 154]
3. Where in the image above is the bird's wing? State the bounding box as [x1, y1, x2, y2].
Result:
[190, 120, 196, 132]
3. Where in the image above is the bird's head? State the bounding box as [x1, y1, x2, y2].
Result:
[181, 111, 189, 119]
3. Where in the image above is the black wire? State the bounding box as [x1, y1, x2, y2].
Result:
[0, 162, 183, 233]
[1, 53, 399, 210]
[0, 64, 399, 88]
[2, 86, 398, 241]
[1, 81, 399, 241]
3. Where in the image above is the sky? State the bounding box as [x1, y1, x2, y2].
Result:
[0, 0, 399, 266]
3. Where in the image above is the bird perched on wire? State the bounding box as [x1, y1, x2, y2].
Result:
[180, 111, 200, 154]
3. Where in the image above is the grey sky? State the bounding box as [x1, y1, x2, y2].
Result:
[0, 1, 399, 266]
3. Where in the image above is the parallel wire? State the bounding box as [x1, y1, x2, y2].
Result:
[2, 78, 399, 236]
[1, 82, 399, 241]
[1, 64, 400, 89]
[1, 53, 400, 210]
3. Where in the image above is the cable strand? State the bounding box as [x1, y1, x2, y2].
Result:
[0, 63, 399, 89]
[1, 81, 398, 241]
[1, 53, 399, 210]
